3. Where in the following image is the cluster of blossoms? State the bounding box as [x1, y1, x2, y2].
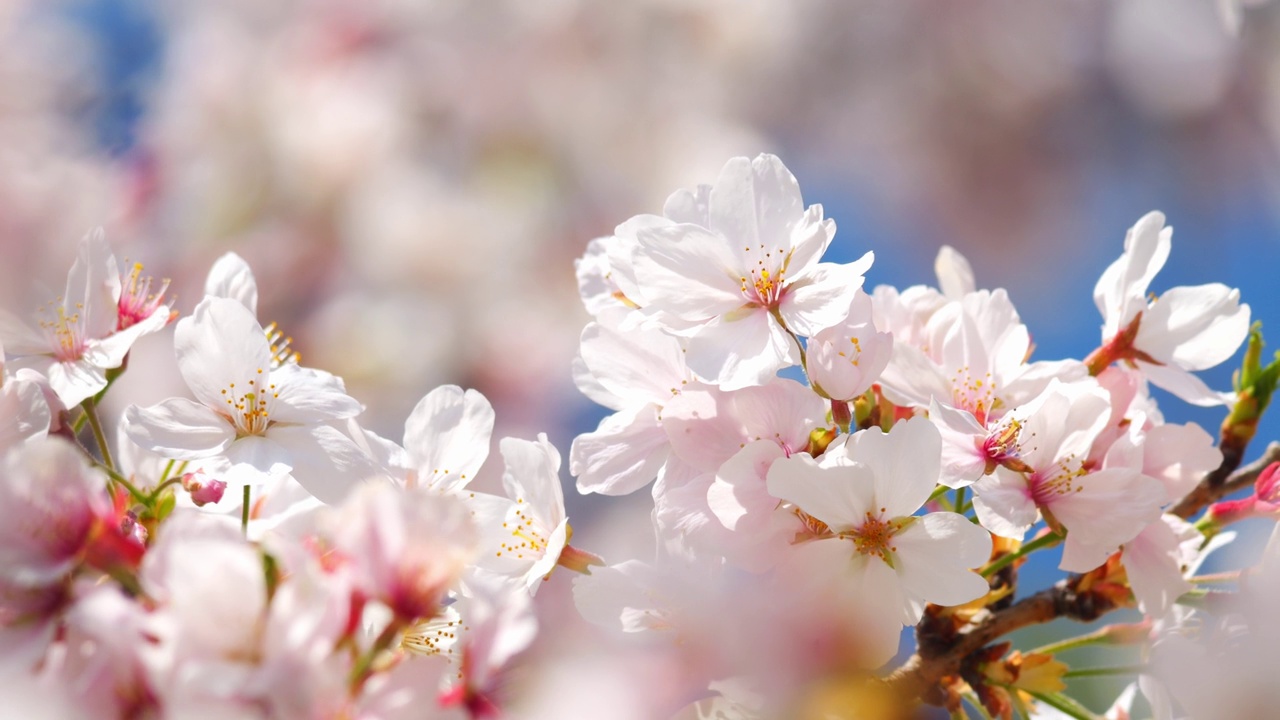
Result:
[569, 154, 1274, 718]
[0, 233, 595, 718]
[0, 155, 1276, 719]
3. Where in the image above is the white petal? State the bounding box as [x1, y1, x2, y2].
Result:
[570, 405, 669, 496]
[972, 470, 1038, 539]
[403, 385, 494, 492]
[844, 417, 942, 517]
[684, 307, 796, 390]
[1093, 211, 1170, 337]
[37, 357, 108, 408]
[1137, 360, 1231, 407]
[0, 309, 49, 356]
[1138, 284, 1250, 370]
[708, 154, 804, 265]
[1122, 515, 1196, 617]
[204, 252, 259, 316]
[929, 399, 988, 489]
[500, 434, 565, 529]
[63, 228, 121, 340]
[893, 513, 992, 616]
[1051, 469, 1167, 573]
[267, 364, 362, 423]
[123, 398, 235, 459]
[766, 455, 875, 531]
[935, 245, 976, 299]
[174, 297, 273, 410]
[0, 379, 50, 453]
[1142, 422, 1221, 502]
[268, 424, 379, 505]
[779, 259, 872, 337]
[631, 223, 750, 322]
[579, 320, 691, 406]
[707, 440, 785, 531]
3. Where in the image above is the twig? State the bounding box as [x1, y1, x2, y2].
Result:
[1170, 441, 1280, 519]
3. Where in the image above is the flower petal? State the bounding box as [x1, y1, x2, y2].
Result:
[766, 454, 875, 532]
[570, 404, 669, 496]
[893, 513, 992, 617]
[403, 385, 494, 492]
[174, 297, 273, 410]
[844, 417, 942, 518]
[267, 424, 379, 505]
[123, 398, 236, 459]
[204, 252, 259, 315]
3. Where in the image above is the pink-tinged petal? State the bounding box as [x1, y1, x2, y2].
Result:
[204, 252, 259, 315]
[631, 223, 750, 322]
[1142, 422, 1221, 502]
[707, 440, 785, 531]
[958, 290, 1029, 378]
[1138, 283, 1250, 370]
[662, 384, 750, 473]
[766, 455, 875, 531]
[0, 309, 48, 355]
[1017, 381, 1111, 471]
[779, 260, 872, 337]
[122, 398, 236, 459]
[732, 378, 827, 453]
[579, 321, 691, 406]
[878, 342, 953, 410]
[403, 385, 494, 492]
[807, 292, 893, 402]
[972, 470, 1038, 539]
[527, 518, 570, 593]
[267, 364, 362, 423]
[893, 513, 992, 619]
[174, 297, 272, 410]
[63, 228, 122, 340]
[929, 399, 988, 489]
[1051, 469, 1166, 573]
[571, 353, 624, 411]
[1123, 515, 1198, 617]
[268, 424, 379, 505]
[684, 307, 797, 389]
[1001, 358, 1089, 408]
[1094, 211, 1170, 336]
[570, 404, 669, 496]
[935, 246, 976, 300]
[844, 417, 942, 517]
[500, 434, 565, 529]
[0, 379, 51, 452]
[1136, 360, 1231, 407]
[708, 154, 804, 267]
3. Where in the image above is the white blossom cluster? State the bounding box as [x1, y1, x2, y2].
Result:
[0, 154, 1275, 719]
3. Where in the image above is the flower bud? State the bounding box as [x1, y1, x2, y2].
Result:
[181, 471, 227, 507]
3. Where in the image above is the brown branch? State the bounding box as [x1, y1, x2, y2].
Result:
[882, 580, 1130, 702]
[1170, 441, 1280, 519]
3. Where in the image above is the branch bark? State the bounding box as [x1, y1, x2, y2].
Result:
[1170, 441, 1280, 519]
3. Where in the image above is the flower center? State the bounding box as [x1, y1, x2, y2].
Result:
[839, 509, 903, 565]
[950, 366, 998, 426]
[117, 262, 171, 330]
[37, 300, 87, 362]
[1030, 456, 1087, 506]
[218, 369, 278, 436]
[497, 498, 548, 560]
[738, 242, 790, 308]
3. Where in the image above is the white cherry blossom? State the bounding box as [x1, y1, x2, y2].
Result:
[122, 296, 376, 505]
[1092, 210, 1250, 406]
[0, 229, 171, 407]
[766, 418, 992, 628]
[629, 153, 873, 389]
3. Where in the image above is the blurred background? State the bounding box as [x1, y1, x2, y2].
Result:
[3, 0, 1279, 712]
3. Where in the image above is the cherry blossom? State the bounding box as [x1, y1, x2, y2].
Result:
[0, 229, 171, 406]
[766, 418, 992, 629]
[628, 153, 873, 388]
[122, 296, 376, 505]
[1091, 210, 1250, 405]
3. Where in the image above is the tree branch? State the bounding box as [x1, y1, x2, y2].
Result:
[1170, 441, 1280, 519]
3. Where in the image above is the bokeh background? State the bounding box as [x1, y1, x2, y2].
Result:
[3, 0, 1280, 713]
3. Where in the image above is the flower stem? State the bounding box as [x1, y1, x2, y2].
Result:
[1062, 665, 1146, 679]
[1028, 622, 1148, 656]
[241, 485, 251, 536]
[1025, 691, 1102, 720]
[95, 460, 149, 504]
[349, 620, 405, 693]
[981, 531, 1062, 578]
[82, 396, 115, 472]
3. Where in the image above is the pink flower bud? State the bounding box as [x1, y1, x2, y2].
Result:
[181, 471, 227, 507]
